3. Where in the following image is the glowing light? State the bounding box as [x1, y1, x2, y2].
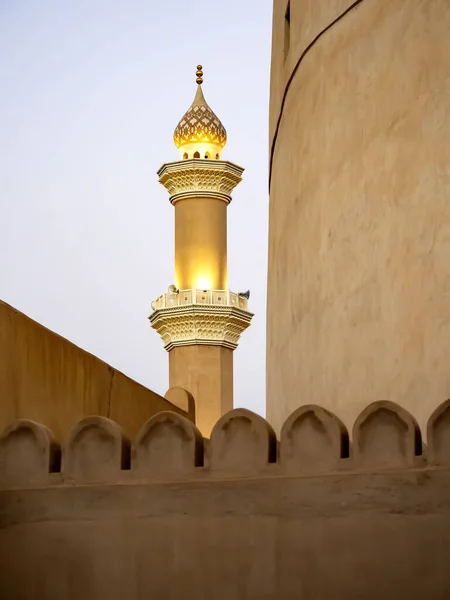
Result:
[178, 142, 223, 161]
[196, 277, 212, 290]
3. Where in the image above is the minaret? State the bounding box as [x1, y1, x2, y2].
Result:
[149, 65, 253, 437]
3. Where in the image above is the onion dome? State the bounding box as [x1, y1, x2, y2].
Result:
[173, 65, 227, 160]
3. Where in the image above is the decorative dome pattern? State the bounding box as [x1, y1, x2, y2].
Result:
[173, 67, 227, 150]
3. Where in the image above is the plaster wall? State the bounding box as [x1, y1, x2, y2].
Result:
[2, 472, 450, 600]
[0, 300, 186, 439]
[267, 0, 450, 433]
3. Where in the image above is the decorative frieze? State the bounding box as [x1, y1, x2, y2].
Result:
[157, 159, 244, 205]
[149, 296, 253, 351]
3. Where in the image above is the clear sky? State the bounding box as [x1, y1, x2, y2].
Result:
[0, 0, 272, 416]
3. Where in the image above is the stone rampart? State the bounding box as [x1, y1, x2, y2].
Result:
[1, 400, 450, 598]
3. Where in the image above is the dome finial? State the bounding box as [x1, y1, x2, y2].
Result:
[196, 65, 203, 85]
[173, 66, 227, 159]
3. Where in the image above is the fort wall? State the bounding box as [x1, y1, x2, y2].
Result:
[0, 300, 187, 438]
[1, 400, 450, 598]
[267, 0, 450, 432]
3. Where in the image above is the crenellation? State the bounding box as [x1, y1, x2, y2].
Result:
[209, 408, 277, 474]
[0, 419, 60, 488]
[64, 416, 130, 483]
[280, 405, 349, 473]
[353, 401, 422, 470]
[2, 400, 450, 489]
[134, 411, 203, 479]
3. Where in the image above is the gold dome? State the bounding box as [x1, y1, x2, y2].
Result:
[173, 66, 227, 159]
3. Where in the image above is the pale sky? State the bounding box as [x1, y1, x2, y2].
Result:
[0, 0, 272, 416]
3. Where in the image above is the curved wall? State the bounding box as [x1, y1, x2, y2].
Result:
[267, 0, 450, 433]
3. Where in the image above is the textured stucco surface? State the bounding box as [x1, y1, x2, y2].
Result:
[0, 300, 185, 438]
[1, 469, 450, 599]
[267, 0, 450, 433]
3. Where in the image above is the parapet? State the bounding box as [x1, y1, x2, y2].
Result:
[1, 399, 450, 488]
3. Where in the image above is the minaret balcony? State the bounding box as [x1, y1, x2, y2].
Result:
[151, 288, 248, 311]
[149, 288, 253, 351]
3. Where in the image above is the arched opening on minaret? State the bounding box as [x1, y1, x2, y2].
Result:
[204, 152, 210, 159]
[215, 153, 220, 160]
[183, 152, 188, 160]
[194, 151, 200, 159]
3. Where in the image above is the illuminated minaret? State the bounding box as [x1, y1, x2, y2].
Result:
[149, 66, 253, 436]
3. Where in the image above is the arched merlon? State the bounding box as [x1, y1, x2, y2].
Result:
[135, 411, 203, 478]
[210, 408, 277, 474]
[5, 399, 450, 488]
[280, 405, 349, 472]
[353, 401, 422, 469]
[64, 416, 130, 483]
[0, 419, 60, 487]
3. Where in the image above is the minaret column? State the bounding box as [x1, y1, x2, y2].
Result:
[174, 194, 227, 291]
[168, 344, 233, 436]
[149, 66, 253, 437]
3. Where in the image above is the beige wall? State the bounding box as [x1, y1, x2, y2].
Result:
[267, 0, 450, 433]
[1, 401, 450, 599]
[169, 345, 233, 436]
[4, 474, 450, 600]
[0, 300, 186, 439]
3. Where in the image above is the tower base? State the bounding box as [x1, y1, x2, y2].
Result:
[168, 345, 233, 437]
[149, 288, 252, 436]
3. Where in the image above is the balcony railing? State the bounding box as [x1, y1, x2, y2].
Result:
[151, 289, 248, 311]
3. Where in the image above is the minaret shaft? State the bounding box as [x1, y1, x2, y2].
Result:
[169, 345, 233, 436]
[175, 197, 227, 291]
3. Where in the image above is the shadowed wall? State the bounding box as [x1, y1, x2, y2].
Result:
[1, 401, 450, 599]
[267, 0, 450, 433]
[0, 300, 186, 438]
